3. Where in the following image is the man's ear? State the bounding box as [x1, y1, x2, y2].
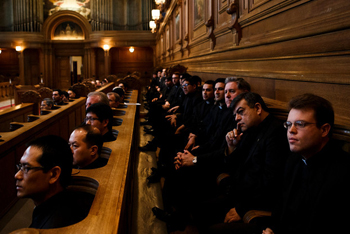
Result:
[102, 119, 109, 128]
[320, 123, 331, 137]
[255, 103, 262, 115]
[90, 145, 98, 157]
[48, 166, 61, 185]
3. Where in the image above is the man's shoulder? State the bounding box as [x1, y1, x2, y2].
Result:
[31, 190, 93, 229]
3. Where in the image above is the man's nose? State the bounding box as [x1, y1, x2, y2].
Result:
[235, 114, 241, 121]
[14, 170, 23, 180]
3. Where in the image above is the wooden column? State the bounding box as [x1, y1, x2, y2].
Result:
[104, 49, 110, 76]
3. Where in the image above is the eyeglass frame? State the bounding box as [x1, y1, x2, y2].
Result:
[16, 163, 45, 174]
[84, 117, 100, 122]
[283, 120, 317, 129]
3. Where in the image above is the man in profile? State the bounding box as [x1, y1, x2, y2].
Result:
[69, 125, 107, 169]
[85, 103, 116, 142]
[52, 89, 64, 105]
[68, 88, 76, 99]
[14, 135, 92, 229]
[107, 92, 121, 109]
[263, 94, 350, 234]
[85, 91, 109, 110]
[41, 98, 54, 110]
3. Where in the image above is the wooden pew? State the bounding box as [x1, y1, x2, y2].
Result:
[4, 89, 138, 234]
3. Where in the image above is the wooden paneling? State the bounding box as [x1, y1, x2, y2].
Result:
[110, 47, 153, 78]
[155, 0, 350, 122]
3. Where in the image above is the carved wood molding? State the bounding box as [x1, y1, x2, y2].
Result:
[205, 16, 216, 50]
[227, 1, 242, 46]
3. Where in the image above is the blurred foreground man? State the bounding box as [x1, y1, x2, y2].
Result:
[263, 93, 350, 234]
[15, 135, 92, 229]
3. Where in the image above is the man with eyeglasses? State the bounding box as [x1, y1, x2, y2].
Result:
[85, 103, 116, 142]
[263, 93, 350, 234]
[14, 135, 92, 229]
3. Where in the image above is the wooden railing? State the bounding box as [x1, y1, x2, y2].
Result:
[0, 97, 87, 219]
[2, 89, 138, 233]
[1, 80, 139, 233]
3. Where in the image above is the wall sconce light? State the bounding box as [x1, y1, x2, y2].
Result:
[149, 20, 156, 33]
[152, 9, 160, 20]
[0, 49, 2, 54]
[15, 46, 23, 52]
[129, 46, 135, 53]
[103, 44, 110, 51]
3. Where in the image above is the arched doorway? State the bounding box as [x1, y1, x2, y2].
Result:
[42, 10, 91, 89]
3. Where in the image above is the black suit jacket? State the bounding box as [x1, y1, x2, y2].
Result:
[271, 141, 350, 234]
[198, 114, 289, 218]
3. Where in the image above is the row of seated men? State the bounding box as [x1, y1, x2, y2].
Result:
[40, 82, 127, 112]
[13, 84, 128, 230]
[140, 69, 350, 234]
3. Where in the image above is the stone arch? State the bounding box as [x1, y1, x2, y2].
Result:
[42, 10, 92, 41]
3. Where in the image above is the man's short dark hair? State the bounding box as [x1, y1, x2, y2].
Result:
[192, 75, 202, 86]
[165, 76, 173, 82]
[62, 91, 69, 99]
[69, 87, 79, 98]
[288, 93, 334, 132]
[231, 92, 269, 112]
[181, 72, 191, 79]
[183, 76, 197, 86]
[112, 87, 125, 97]
[75, 125, 103, 156]
[214, 78, 226, 84]
[204, 80, 215, 86]
[28, 135, 72, 188]
[173, 71, 181, 77]
[225, 77, 251, 92]
[53, 89, 63, 95]
[86, 103, 114, 131]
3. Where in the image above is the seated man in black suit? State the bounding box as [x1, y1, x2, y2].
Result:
[14, 135, 92, 229]
[69, 124, 107, 169]
[263, 94, 350, 234]
[176, 92, 289, 233]
[85, 103, 116, 142]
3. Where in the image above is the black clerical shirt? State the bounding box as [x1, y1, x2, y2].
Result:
[30, 190, 93, 229]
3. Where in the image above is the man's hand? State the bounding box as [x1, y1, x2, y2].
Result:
[175, 124, 185, 135]
[184, 134, 197, 150]
[168, 105, 179, 113]
[224, 208, 241, 223]
[162, 101, 170, 110]
[226, 123, 243, 155]
[165, 114, 177, 127]
[262, 228, 274, 234]
[174, 152, 183, 170]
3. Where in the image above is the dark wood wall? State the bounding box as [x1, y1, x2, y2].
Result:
[0, 49, 19, 78]
[110, 47, 154, 78]
[155, 0, 350, 119]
